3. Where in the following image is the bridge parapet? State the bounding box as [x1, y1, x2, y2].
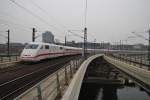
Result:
[104, 55, 150, 92]
[62, 54, 103, 100]
[14, 54, 102, 100]
[14, 58, 83, 100]
[0, 55, 20, 69]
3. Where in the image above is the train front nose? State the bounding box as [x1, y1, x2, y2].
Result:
[20, 50, 37, 61]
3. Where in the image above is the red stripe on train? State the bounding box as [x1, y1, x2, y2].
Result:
[21, 52, 80, 58]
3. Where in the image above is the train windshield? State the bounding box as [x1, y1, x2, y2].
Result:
[25, 44, 39, 49]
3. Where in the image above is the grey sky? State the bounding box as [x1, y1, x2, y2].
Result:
[0, 0, 150, 44]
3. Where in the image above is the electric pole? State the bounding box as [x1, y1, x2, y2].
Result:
[65, 36, 67, 46]
[32, 28, 36, 42]
[7, 29, 10, 56]
[94, 39, 96, 54]
[148, 29, 150, 70]
[120, 40, 122, 50]
[83, 27, 87, 59]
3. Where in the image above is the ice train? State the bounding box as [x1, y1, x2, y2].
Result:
[20, 42, 84, 62]
[20, 42, 146, 62]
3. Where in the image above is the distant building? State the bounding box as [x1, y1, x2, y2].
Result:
[0, 42, 24, 55]
[133, 44, 146, 50]
[42, 31, 54, 43]
[110, 43, 147, 51]
[64, 41, 110, 49]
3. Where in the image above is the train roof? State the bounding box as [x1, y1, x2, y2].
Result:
[27, 42, 82, 49]
[28, 42, 49, 45]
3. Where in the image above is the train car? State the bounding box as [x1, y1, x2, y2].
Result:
[20, 42, 82, 62]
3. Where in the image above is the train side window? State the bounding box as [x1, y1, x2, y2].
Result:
[52, 46, 54, 51]
[25, 44, 39, 49]
[55, 47, 57, 50]
[60, 47, 63, 50]
[52, 46, 55, 51]
[40, 46, 43, 49]
[45, 45, 49, 49]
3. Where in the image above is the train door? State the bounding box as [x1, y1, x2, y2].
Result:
[38, 45, 44, 60]
[51, 46, 56, 58]
[44, 45, 50, 58]
[59, 46, 64, 56]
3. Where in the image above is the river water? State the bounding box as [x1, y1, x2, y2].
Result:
[78, 83, 150, 100]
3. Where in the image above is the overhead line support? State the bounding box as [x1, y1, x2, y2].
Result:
[148, 29, 150, 70]
[7, 29, 10, 56]
[32, 28, 36, 42]
[84, 27, 87, 59]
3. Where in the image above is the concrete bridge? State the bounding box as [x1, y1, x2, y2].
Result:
[14, 54, 150, 100]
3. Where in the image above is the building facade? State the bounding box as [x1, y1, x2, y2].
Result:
[42, 31, 54, 43]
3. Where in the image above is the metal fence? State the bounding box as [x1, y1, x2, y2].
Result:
[0, 55, 19, 63]
[104, 55, 150, 93]
[61, 54, 103, 100]
[106, 53, 149, 70]
[14, 58, 84, 100]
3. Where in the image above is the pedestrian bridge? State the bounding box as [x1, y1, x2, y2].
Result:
[15, 54, 150, 100]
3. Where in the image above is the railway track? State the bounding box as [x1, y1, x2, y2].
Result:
[110, 55, 149, 68]
[0, 55, 81, 100]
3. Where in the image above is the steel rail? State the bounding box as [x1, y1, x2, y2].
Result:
[0, 57, 78, 99]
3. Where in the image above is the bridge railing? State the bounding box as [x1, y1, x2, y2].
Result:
[0, 55, 20, 63]
[62, 54, 103, 100]
[104, 55, 150, 92]
[106, 53, 149, 70]
[14, 58, 84, 100]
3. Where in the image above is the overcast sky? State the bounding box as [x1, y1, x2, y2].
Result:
[0, 0, 150, 44]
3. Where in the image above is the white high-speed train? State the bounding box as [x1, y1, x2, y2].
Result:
[20, 42, 146, 62]
[20, 42, 83, 62]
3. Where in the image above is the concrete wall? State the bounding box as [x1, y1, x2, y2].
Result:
[61, 54, 103, 100]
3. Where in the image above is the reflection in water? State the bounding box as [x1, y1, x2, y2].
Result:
[101, 86, 118, 100]
[78, 83, 100, 100]
[78, 83, 150, 100]
[78, 84, 119, 100]
[95, 85, 119, 100]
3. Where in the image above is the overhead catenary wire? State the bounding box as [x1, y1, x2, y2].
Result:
[30, 0, 89, 41]
[0, 30, 7, 32]
[29, 0, 67, 30]
[83, 0, 97, 40]
[0, 18, 31, 31]
[68, 30, 84, 39]
[0, 11, 32, 27]
[132, 32, 148, 41]
[0, 34, 7, 38]
[84, 0, 88, 28]
[0, 18, 30, 28]
[0, 11, 44, 31]
[9, 0, 64, 33]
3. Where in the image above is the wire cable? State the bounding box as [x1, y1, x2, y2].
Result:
[29, 0, 67, 30]
[0, 11, 44, 31]
[9, 0, 63, 33]
[0, 18, 31, 31]
[68, 30, 84, 38]
[0, 34, 7, 38]
[84, 0, 87, 27]
[132, 32, 148, 41]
